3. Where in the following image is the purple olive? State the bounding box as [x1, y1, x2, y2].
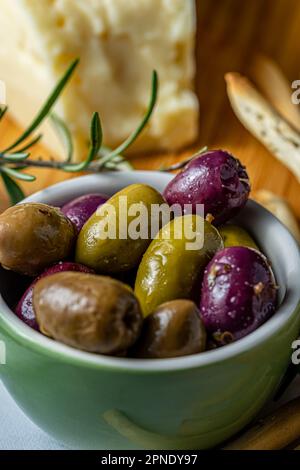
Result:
[62, 193, 108, 233]
[15, 261, 94, 330]
[199, 246, 277, 343]
[163, 150, 250, 225]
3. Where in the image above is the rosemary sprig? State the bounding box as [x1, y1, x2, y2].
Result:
[1, 167, 36, 182]
[0, 59, 80, 203]
[62, 112, 102, 172]
[0, 59, 159, 205]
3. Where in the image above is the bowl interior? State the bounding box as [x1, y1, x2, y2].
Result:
[0, 171, 299, 371]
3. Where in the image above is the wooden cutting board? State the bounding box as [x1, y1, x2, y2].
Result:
[0, 0, 299, 217]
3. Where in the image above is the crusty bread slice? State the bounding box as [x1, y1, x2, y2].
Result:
[225, 72, 300, 182]
[251, 55, 300, 132]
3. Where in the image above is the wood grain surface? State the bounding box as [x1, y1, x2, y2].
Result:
[0, 0, 299, 215]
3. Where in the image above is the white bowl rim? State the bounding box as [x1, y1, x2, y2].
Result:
[0, 171, 299, 373]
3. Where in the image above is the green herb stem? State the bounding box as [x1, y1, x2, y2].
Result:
[0, 63, 162, 204]
[1, 166, 36, 182]
[62, 112, 102, 172]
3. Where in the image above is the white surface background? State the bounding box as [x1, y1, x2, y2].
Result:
[0, 381, 66, 450]
[0, 375, 300, 450]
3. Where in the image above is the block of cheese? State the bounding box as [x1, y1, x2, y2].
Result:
[0, 0, 198, 161]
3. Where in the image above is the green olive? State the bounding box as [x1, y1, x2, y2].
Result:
[133, 300, 207, 358]
[134, 214, 223, 316]
[219, 224, 259, 250]
[75, 184, 165, 273]
[0, 203, 75, 276]
[33, 272, 143, 355]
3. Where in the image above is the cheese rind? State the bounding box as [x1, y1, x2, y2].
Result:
[0, 0, 198, 160]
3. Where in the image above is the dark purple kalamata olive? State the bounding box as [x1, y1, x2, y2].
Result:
[15, 261, 94, 330]
[199, 246, 277, 343]
[163, 150, 250, 225]
[62, 193, 108, 233]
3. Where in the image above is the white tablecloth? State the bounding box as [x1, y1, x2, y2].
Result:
[0, 381, 66, 450]
[1, 376, 300, 450]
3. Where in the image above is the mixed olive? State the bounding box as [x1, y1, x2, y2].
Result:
[132, 300, 207, 358]
[62, 193, 108, 233]
[134, 214, 223, 316]
[15, 261, 94, 330]
[33, 272, 143, 354]
[76, 184, 165, 273]
[0, 149, 278, 359]
[163, 150, 250, 225]
[200, 246, 277, 343]
[0, 203, 75, 276]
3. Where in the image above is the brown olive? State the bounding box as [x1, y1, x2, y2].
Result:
[33, 272, 143, 355]
[0, 203, 75, 276]
[133, 300, 207, 359]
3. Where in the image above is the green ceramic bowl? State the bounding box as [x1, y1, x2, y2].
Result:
[0, 172, 299, 450]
